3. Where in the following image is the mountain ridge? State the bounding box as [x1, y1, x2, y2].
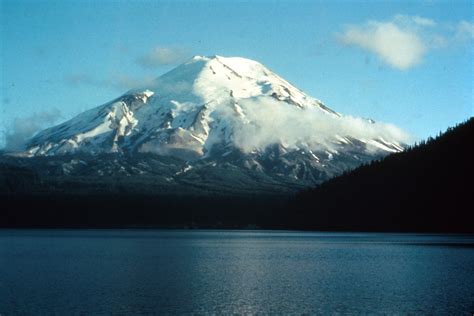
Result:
[4, 55, 409, 192]
[24, 55, 406, 159]
[1, 118, 470, 231]
[293, 118, 474, 232]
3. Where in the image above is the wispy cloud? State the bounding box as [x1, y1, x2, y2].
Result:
[64, 73, 99, 86]
[394, 14, 436, 27]
[108, 74, 156, 91]
[136, 47, 188, 68]
[4, 109, 62, 150]
[455, 20, 474, 40]
[338, 15, 473, 70]
[64, 73, 155, 91]
[64, 46, 191, 92]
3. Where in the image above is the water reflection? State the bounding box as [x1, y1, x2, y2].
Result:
[1, 230, 473, 314]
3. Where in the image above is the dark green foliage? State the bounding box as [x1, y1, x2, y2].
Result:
[0, 153, 295, 229]
[1, 193, 291, 229]
[294, 118, 474, 232]
[0, 163, 41, 193]
[1, 118, 472, 232]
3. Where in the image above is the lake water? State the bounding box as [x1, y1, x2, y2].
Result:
[1, 230, 473, 315]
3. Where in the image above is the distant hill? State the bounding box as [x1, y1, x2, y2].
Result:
[293, 118, 474, 233]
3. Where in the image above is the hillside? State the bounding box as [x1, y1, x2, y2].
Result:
[1, 119, 471, 230]
[294, 118, 474, 232]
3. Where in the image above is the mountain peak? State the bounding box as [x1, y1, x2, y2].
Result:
[24, 55, 408, 172]
[183, 55, 270, 80]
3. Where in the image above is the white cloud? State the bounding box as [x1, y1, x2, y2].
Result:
[136, 47, 188, 68]
[218, 97, 410, 153]
[339, 19, 427, 70]
[339, 15, 474, 70]
[4, 109, 62, 150]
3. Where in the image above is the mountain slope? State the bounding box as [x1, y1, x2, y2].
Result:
[293, 118, 474, 232]
[15, 55, 408, 187]
[1, 119, 470, 230]
[27, 56, 406, 158]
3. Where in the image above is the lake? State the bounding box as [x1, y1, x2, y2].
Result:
[1, 230, 473, 314]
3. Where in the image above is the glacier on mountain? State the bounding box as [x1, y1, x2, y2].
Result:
[25, 55, 408, 161]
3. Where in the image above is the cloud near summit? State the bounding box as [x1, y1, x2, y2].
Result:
[136, 47, 188, 68]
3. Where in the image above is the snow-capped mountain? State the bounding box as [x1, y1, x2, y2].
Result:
[21, 55, 408, 187]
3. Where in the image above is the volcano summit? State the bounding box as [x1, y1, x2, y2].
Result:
[8, 56, 408, 193]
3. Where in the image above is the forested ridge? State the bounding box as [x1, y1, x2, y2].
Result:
[1, 118, 472, 232]
[293, 118, 474, 232]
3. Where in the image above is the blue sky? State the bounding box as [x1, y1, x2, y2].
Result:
[1, 0, 473, 147]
